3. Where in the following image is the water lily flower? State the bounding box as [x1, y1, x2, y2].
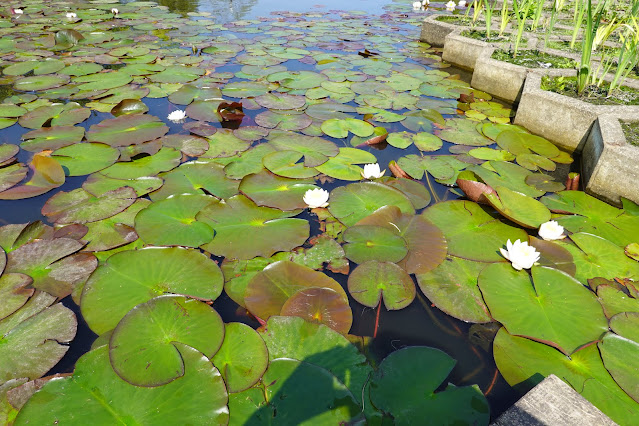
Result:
[422, 0, 430, 5]
[361, 163, 385, 179]
[303, 188, 329, 209]
[111, 8, 119, 15]
[446, 0, 457, 10]
[500, 239, 540, 270]
[412, 1, 422, 10]
[167, 110, 186, 123]
[66, 12, 77, 19]
[458, 0, 467, 6]
[538, 220, 565, 241]
[13, 8, 23, 14]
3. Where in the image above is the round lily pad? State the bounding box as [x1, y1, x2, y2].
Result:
[485, 186, 551, 228]
[14, 344, 229, 425]
[280, 287, 353, 335]
[239, 171, 318, 211]
[348, 261, 415, 310]
[42, 187, 136, 225]
[343, 225, 408, 264]
[52, 143, 120, 176]
[109, 295, 225, 387]
[80, 247, 224, 335]
[86, 114, 169, 147]
[211, 322, 268, 393]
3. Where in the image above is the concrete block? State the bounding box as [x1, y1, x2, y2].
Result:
[492, 375, 617, 426]
[471, 49, 576, 104]
[513, 72, 639, 152]
[442, 32, 494, 71]
[420, 15, 460, 47]
[583, 114, 639, 206]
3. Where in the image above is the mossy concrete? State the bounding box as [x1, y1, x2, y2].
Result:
[492, 375, 617, 426]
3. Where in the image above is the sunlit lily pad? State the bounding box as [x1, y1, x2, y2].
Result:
[197, 195, 309, 260]
[135, 194, 217, 247]
[0, 273, 33, 320]
[321, 118, 374, 138]
[269, 133, 339, 167]
[437, 118, 493, 146]
[52, 143, 120, 176]
[479, 264, 607, 354]
[100, 147, 181, 179]
[370, 346, 490, 425]
[151, 160, 239, 201]
[315, 147, 377, 181]
[42, 187, 136, 224]
[423, 200, 527, 262]
[21, 126, 84, 152]
[82, 200, 148, 253]
[494, 329, 639, 425]
[348, 261, 415, 310]
[416, 256, 491, 323]
[240, 171, 318, 211]
[485, 186, 551, 228]
[280, 287, 353, 335]
[598, 332, 639, 403]
[81, 247, 224, 335]
[329, 182, 414, 227]
[14, 344, 229, 425]
[110, 295, 224, 386]
[343, 225, 408, 264]
[83, 174, 163, 197]
[86, 114, 169, 147]
[211, 322, 268, 393]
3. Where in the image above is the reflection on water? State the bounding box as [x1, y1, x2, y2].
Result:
[121, 0, 393, 21]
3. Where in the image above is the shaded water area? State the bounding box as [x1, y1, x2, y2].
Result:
[0, 0, 593, 424]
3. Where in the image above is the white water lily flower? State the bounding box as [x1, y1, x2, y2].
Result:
[422, 0, 430, 5]
[458, 0, 467, 6]
[500, 239, 540, 270]
[446, 0, 457, 10]
[538, 220, 565, 241]
[361, 163, 385, 179]
[66, 12, 77, 19]
[412, 1, 422, 10]
[111, 8, 119, 15]
[167, 110, 186, 123]
[13, 8, 23, 14]
[303, 188, 329, 209]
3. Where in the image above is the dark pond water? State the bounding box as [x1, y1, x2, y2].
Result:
[0, 0, 574, 421]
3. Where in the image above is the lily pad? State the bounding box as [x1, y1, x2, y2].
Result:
[348, 261, 415, 310]
[485, 186, 551, 228]
[135, 194, 217, 247]
[52, 143, 120, 176]
[80, 247, 224, 335]
[342, 225, 408, 264]
[598, 333, 639, 403]
[211, 322, 268, 393]
[423, 200, 527, 262]
[280, 287, 353, 335]
[100, 147, 181, 179]
[197, 195, 309, 260]
[86, 114, 169, 147]
[370, 346, 490, 425]
[109, 295, 225, 386]
[315, 147, 377, 181]
[151, 160, 239, 201]
[321, 118, 374, 139]
[14, 344, 229, 425]
[240, 171, 318, 211]
[479, 264, 608, 354]
[21, 126, 84, 152]
[42, 187, 136, 224]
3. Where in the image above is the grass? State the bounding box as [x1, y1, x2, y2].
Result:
[541, 75, 639, 105]
[491, 49, 577, 68]
[621, 121, 639, 146]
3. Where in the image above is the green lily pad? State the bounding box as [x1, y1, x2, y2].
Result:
[315, 147, 377, 181]
[321, 118, 374, 138]
[0, 164, 28, 195]
[416, 256, 492, 323]
[610, 312, 639, 343]
[244, 261, 348, 321]
[75, 71, 133, 91]
[370, 346, 490, 425]
[86, 114, 169, 147]
[110, 295, 224, 386]
[263, 150, 319, 179]
[18, 104, 90, 129]
[329, 182, 414, 227]
[197, 195, 309, 260]
[267, 70, 328, 89]
[52, 143, 120, 176]
[151, 160, 240, 201]
[269, 133, 339, 167]
[494, 329, 639, 425]
[347, 261, 415, 310]
[0, 273, 33, 320]
[149, 65, 205, 84]
[342, 225, 408, 264]
[485, 186, 551, 228]
[0, 297, 76, 383]
[255, 110, 312, 131]
[437, 118, 493, 146]
[82, 200, 148, 253]
[240, 171, 318, 211]
[14, 344, 229, 425]
[80, 247, 224, 335]
[100, 147, 181, 179]
[42, 187, 136, 224]
[258, 316, 372, 405]
[224, 144, 275, 179]
[423, 200, 527, 262]
[202, 130, 251, 158]
[468, 161, 545, 198]
[13, 75, 70, 92]
[211, 322, 268, 393]
[221, 81, 270, 98]
[479, 264, 608, 354]
[21, 126, 84, 152]
[598, 332, 639, 403]
[135, 194, 217, 247]
[255, 92, 306, 109]
[83, 174, 163, 197]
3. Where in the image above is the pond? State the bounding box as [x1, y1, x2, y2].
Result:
[1, 0, 637, 425]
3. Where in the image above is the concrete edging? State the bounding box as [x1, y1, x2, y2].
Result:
[420, 15, 462, 47]
[513, 72, 639, 153]
[583, 113, 639, 205]
[471, 48, 577, 103]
